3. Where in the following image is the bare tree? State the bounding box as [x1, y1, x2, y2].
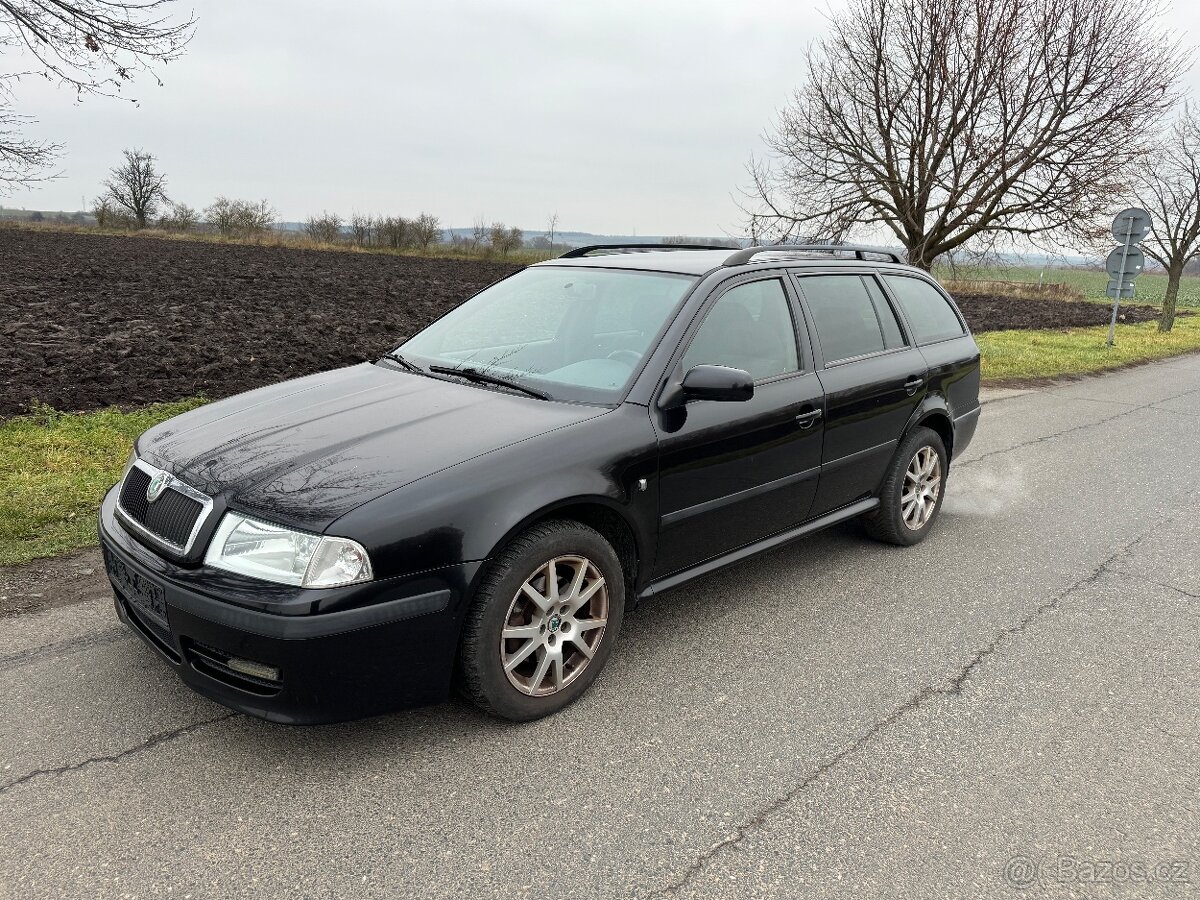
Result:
[0, 100, 59, 191]
[546, 211, 559, 256]
[101, 147, 167, 227]
[412, 212, 441, 251]
[1135, 107, 1200, 332]
[743, 0, 1184, 269]
[0, 0, 194, 189]
[471, 216, 488, 254]
[304, 211, 343, 244]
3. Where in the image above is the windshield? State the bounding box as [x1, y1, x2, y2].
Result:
[396, 266, 696, 404]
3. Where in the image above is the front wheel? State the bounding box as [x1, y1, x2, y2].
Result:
[457, 520, 625, 721]
[863, 426, 947, 546]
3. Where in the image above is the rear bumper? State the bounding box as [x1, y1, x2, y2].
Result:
[99, 486, 481, 724]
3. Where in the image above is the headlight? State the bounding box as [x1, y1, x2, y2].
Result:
[204, 512, 373, 588]
[121, 448, 138, 481]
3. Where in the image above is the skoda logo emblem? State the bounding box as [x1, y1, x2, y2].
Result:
[547, 614, 561, 633]
[146, 471, 173, 503]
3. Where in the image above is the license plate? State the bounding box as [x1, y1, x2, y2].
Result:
[102, 544, 169, 630]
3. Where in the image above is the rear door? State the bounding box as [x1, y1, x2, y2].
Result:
[882, 274, 981, 438]
[792, 272, 928, 518]
[651, 275, 825, 578]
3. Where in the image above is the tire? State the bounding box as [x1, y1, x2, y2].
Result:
[458, 519, 625, 721]
[863, 426, 948, 546]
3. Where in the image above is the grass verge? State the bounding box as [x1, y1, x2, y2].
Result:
[977, 316, 1200, 382]
[0, 399, 205, 568]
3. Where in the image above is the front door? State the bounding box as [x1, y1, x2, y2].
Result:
[652, 276, 825, 578]
[792, 273, 929, 517]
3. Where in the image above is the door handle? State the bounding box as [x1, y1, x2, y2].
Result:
[904, 376, 925, 395]
[795, 408, 823, 428]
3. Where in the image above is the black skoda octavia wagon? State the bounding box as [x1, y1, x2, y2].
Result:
[99, 244, 981, 723]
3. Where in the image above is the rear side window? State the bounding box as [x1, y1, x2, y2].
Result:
[797, 275, 905, 363]
[884, 276, 966, 344]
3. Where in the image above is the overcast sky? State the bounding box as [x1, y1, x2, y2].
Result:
[6, 0, 1200, 236]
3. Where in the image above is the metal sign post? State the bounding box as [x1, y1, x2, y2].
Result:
[1105, 208, 1152, 346]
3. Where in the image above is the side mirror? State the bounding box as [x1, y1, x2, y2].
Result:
[681, 365, 754, 403]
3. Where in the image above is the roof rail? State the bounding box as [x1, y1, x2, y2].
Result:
[723, 244, 905, 266]
[559, 243, 732, 258]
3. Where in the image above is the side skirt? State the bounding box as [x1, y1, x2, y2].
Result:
[638, 497, 879, 600]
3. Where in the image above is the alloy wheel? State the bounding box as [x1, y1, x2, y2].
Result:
[499, 555, 609, 696]
[901, 446, 942, 530]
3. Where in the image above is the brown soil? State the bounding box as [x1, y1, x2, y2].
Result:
[1, 228, 521, 416]
[0, 547, 107, 617]
[1, 227, 1177, 416]
[952, 291, 1173, 332]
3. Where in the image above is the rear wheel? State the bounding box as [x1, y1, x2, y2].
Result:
[863, 426, 947, 546]
[458, 520, 625, 721]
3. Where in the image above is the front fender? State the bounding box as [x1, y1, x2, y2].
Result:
[330, 403, 660, 582]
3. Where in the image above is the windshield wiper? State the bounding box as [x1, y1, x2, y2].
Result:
[382, 351, 426, 373]
[428, 365, 551, 400]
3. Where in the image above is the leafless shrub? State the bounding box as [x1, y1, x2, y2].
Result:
[489, 222, 523, 256]
[377, 215, 413, 250]
[207, 197, 277, 237]
[157, 201, 198, 232]
[742, 0, 1185, 269]
[348, 212, 375, 247]
[91, 197, 116, 227]
[412, 212, 442, 252]
[304, 211, 343, 244]
[471, 216, 488, 254]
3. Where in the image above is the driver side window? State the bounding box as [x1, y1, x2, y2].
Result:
[681, 279, 800, 381]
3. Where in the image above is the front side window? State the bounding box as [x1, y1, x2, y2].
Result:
[399, 267, 695, 404]
[681, 279, 800, 381]
[884, 276, 966, 344]
[798, 275, 905, 363]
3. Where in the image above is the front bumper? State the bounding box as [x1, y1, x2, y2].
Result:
[99, 486, 481, 724]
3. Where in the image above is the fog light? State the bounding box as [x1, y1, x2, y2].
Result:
[226, 657, 281, 682]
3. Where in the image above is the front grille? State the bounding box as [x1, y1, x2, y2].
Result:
[118, 467, 206, 550]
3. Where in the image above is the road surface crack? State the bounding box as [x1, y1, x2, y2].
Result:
[0, 712, 237, 796]
[1106, 568, 1200, 599]
[645, 521, 1170, 897]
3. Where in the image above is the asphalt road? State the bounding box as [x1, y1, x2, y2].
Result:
[3, 357, 1199, 899]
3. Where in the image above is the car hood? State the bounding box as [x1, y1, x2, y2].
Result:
[139, 363, 608, 533]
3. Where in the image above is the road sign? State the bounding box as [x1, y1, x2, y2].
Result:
[1111, 207, 1152, 243]
[1105, 246, 1145, 279]
[1106, 208, 1152, 346]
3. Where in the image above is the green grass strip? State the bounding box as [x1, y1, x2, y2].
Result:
[0, 399, 206, 568]
[977, 317, 1200, 382]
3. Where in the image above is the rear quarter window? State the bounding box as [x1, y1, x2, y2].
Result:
[883, 276, 966, 344]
